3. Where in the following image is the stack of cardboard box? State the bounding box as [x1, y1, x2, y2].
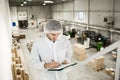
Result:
[12, 34, 20, 42]
[11, 46, 29, 80]
[73, 44, 87, 61]
[12, 32, 26, 42]
[88, 56, 104, 71]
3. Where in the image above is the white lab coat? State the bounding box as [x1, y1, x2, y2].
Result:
[30, 34, 73, 80]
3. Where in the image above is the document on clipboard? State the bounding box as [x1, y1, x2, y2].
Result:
[48, 62, 77, 71]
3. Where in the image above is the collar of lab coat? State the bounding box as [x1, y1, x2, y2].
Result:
[44, 33, 62, 43]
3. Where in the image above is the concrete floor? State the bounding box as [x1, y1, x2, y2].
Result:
[19, 28, 115, 80]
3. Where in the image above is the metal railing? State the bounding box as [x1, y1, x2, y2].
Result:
[73, 40, 120, 80]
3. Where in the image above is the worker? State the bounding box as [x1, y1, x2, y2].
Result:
[30, 19, 73, 80]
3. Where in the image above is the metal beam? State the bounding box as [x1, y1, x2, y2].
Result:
[75, 40, 120, 68]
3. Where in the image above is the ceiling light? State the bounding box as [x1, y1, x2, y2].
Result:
[43, 3, 46, 5]
[23, 1, 27, 4]
[62, 0, 66, 1]
[44, 0, 53, 3]
[21, 4, 24, 6]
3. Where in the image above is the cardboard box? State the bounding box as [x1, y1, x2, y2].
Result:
[74, 53, 87, 61]
[12, 57, 21, 64]
[105, 68, 115, 77]
[12, 62, 16, 80]
[12, 34, 20, 38]
[11, 46, 29, 80]
[16, 75, 22, 80]
[20, 33, 26, 39]
[73, 44, 86, 54]
[24, 73, 29, 80]
[12, 34, 20, 42]
[88, 56, 104, 71]
[12, 48, 18, 58]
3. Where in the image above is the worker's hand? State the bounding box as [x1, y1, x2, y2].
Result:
[62, 60, 68, 64]
[44, 61, 60, 69]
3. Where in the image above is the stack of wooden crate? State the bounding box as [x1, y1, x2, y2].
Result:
[88, 56, 104, 71]
[73, 43, 87, 61]
[11, 47, 29, 80]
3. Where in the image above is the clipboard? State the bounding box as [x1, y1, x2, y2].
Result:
[48, 63, 77, 71]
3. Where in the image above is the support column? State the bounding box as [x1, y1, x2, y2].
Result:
[0, 0, 12, 80]
[86, 0, 90, 30]
[115, 45, 120, 80]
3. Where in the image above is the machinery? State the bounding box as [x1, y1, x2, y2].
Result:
[77, 30, 111, 50]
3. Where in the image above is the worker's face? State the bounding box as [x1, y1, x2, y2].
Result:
[46, 33, 61, 42]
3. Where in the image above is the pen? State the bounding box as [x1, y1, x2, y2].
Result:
[51, 59, 54, 62]
[51, 59, 61, 66]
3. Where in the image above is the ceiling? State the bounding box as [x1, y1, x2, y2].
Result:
[9, 0, 73, 6]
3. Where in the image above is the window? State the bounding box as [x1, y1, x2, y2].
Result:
[78, 12, 84, 20]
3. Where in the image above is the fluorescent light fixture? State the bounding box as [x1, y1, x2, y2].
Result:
[44, 0, 53, 3]
[23, 1, 27, 4]
[27, 0, 32, 1]
[62, 0, 66, 1]
[21, 4, 24, 6]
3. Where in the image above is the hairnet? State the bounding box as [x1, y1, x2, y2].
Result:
[44, 20, 63, 33]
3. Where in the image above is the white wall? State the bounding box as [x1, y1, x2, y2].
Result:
[51, 0, 120, 42]
[114, 0, 120, 29]
[17, 6, 51, 20]
[10, 7, 18, 27]
[74, 0, 88, 11]
[90, 12, 112, 26]
[52, 2, 74, 21]
[0, 0, 12, 80]
[10, 6, 51, 28]
[52, 0, 114, 26]
[90, 0, 112, 11]
[90, 0, 113, 27]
